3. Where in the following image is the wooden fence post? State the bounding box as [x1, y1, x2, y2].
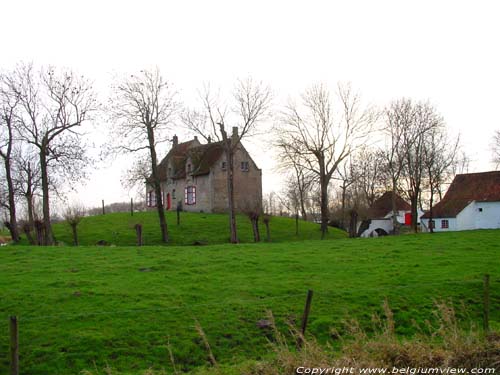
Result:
[10, 316, 19, 375]
[483, 274, 490, 334]
[135, 224, 143, 246]
[102, 200, 105, 215]
[297, 290, 313, 348]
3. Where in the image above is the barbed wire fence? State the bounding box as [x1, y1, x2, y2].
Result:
[3, 275, 496, 375]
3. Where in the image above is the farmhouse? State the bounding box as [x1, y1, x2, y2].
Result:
[146, 129, 262, 213]
[358, 191, 423, 237]
[421, 171, 500, 232]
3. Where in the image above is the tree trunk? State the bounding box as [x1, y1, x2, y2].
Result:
[71, 224, 78, 246]
[22, 224, 35, 245]
[226, 147, 238, 243]
[295, 213, 299, 235]
[34, 220, 44, 246]
[264, 220, 270, 242]
[428, 183, 435, 234]
[340, 182, 347, 230]
[410, 193, 419, 233]
[320, 179, 329, 239]
[252, 217, 260, 242]
[3, 156, 19, 242]
[39, 144, 54, 245]
[147, 126, 168, 243]
[349, 209, 358, 238]
[391, 180, 400, 235]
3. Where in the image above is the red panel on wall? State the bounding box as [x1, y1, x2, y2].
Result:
[404, 212, 412, 226]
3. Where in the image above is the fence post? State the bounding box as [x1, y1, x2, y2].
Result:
[135, 224, 143, 246]
[102, 200, 105, 215]
[10, 316, 19, 375]
[297, 289, 313, 348]
[483, 274, 490, 334]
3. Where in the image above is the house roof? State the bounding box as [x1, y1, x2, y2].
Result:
[148, 138, 227, 183]
[153, 139, 199, 182]
[368, 191, 411, 219]
[189, 142, 225, 176]
[422, 171, 500, 219]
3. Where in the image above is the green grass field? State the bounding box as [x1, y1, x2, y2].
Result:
[1, 225, 499, 374]
[37, 211, 346, 246]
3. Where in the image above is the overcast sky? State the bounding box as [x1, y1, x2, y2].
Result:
[1, 0, 499, 208]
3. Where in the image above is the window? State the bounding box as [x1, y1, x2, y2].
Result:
[478, 207, 483, 212]
[147, 190, 156, 207]
[441, 219, 449, 229]
[241, 161, 249, 172]
[185, 186, 196, 205]
[429, 220, 435, 229]
[172, 189, 176, 199]
[168, 167, 172, 176]
[221, 161, 227, 170]
[187, 164, 192, 173]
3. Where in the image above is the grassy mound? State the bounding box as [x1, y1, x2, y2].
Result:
[44, 211, 347, 246]
[0, 229, 499, 373]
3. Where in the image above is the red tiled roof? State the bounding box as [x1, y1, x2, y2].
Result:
[422, 171, 500, 218]
[368, 191, 411, 219]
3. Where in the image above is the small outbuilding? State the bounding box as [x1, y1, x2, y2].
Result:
[357, 191, 420, 237]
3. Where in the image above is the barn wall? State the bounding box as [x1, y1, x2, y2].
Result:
[420, 218, 457, 232]
[456, 201, 476, 230]
[474, 201, 500, 229]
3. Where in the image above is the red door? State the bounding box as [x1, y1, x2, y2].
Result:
[166, 193, 171, 210]
[404, 212, 411, 226]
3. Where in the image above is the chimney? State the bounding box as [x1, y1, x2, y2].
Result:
[194, 135, 198, 142]
[172, 135, 178, 147]
[232, 127, 238, 138]
[208, 136, 212, 143]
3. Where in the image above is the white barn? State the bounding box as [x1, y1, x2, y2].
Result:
[421, 171, 500, 232]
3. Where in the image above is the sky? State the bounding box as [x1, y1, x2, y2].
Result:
[1, 0, 499, 208]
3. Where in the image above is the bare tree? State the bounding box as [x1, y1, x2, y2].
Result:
[351, 146, 385, 207]
[492, 130, 500, 169]
[276, 139, 315, 221]
[182, 78, 271, 243]
[334, 156, 356, 230]
[275, 83, 376, 238]
[12, 146, 41, 231]
[383, 99, 414, 234]
[108, 68, 177, 243]
[8, 63, 96, 245]
[63, 204, 86, 246]
[401, 101, 443, 232]
[422, 128, 460, 233]
[0, 70, 21, 242]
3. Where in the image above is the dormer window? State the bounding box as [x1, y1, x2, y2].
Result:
[221, 161, 227, 170]
[241, 161, 249, 172]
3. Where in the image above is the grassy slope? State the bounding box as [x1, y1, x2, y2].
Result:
[1, 230, 499, 374]
[43, 211, 346, 246]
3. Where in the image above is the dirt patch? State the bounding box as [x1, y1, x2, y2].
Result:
[0, 236, 12, 244]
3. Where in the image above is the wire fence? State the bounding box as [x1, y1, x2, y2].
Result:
[2, 276, 498, 375]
